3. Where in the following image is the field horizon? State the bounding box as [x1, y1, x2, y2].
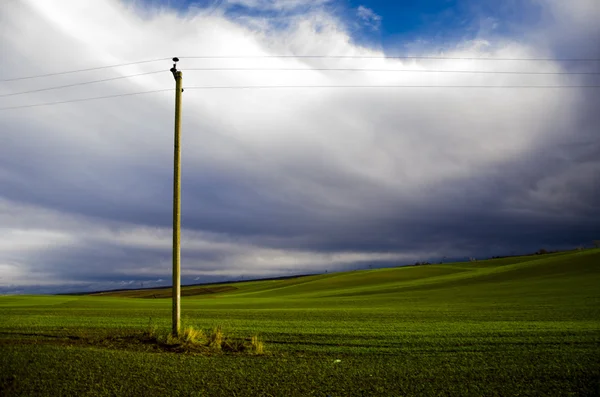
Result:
[70, 248, 580, 298]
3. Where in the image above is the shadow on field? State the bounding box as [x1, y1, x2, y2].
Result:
[0, 331, 81, 340]
[0, 374, 17, 396]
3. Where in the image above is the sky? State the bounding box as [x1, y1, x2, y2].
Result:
[0, 0, 599, 294]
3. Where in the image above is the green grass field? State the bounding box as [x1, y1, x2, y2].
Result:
[1, 249, 599, 396]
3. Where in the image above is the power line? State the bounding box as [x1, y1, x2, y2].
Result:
[2, 55, 597, 83]
[205, 0, 224, 16]
[2, 84, 597, 112]
[184, 85, 600, 89]
[0, 71, 166, 98]
[181, 55, 600, 62]
[0, 89, 173, 111]
[3, 67, 592, 99]
[185, 67, 600, 75]
[0, 58, 170, 83]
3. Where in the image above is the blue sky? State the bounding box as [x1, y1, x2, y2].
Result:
[164, 0, 544, 52]
[0, 0, 599, 294]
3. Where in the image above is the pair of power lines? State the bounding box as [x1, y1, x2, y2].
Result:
[1, 55, 599, 111]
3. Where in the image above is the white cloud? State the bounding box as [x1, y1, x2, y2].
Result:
[225, 0, 332, 12]
[356, 5, 381, 31]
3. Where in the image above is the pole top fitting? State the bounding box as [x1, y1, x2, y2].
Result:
[170, 57, 180, 79]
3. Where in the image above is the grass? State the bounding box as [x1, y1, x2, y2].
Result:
[250, 335, 264, 355]
[1, 249, 599, 396]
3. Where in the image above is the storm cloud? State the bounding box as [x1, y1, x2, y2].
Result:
[0, 0, 598, 293]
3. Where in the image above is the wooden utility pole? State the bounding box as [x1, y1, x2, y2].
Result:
[170, 57, 182, 336]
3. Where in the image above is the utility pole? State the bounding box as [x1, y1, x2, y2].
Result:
[170, 57, 183, 336]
